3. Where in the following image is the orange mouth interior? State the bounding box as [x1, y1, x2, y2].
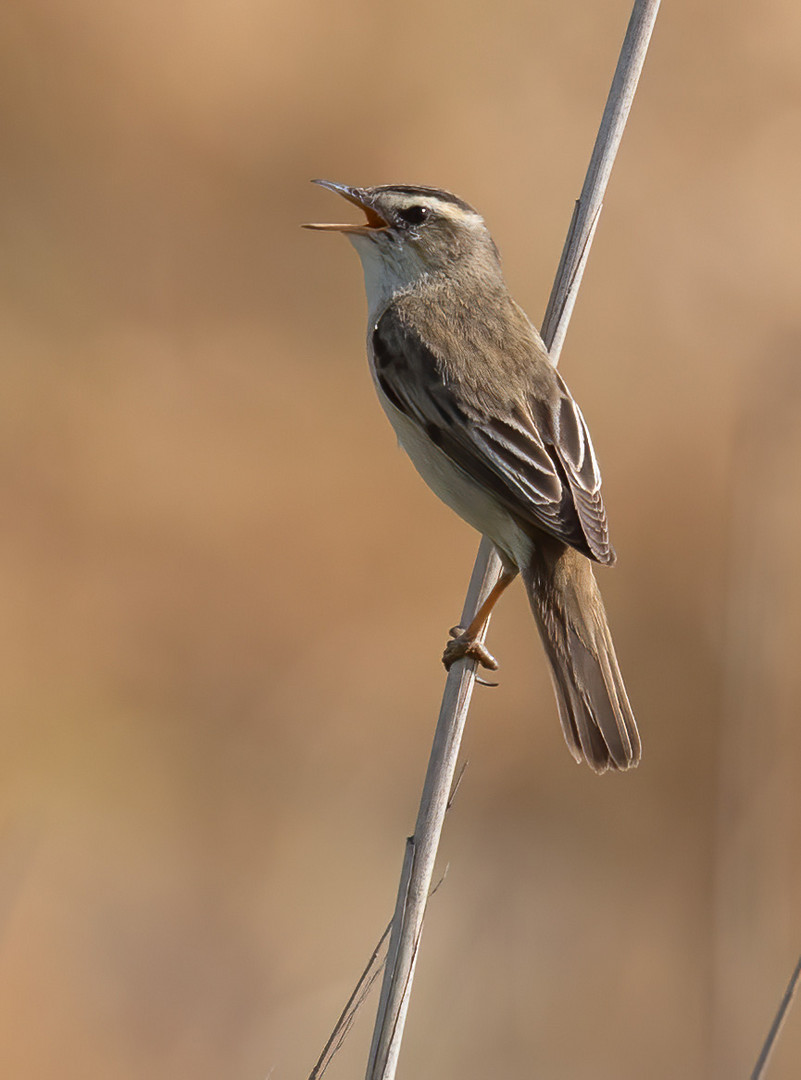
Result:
[338, 192, 387, 229]
[360, 205, 387, 228]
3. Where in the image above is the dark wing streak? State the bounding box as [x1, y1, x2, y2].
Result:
[471, 429, 559, 508]
[472, 417, 562, 502]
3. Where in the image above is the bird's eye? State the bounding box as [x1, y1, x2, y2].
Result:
[397, 205, 429, 226]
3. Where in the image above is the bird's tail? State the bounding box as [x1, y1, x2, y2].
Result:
[522, 541, 640, 773]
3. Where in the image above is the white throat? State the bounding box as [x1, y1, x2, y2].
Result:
[348, 234, 429, 325]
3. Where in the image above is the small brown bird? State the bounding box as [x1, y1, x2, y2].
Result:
[306, 181, 640, 773]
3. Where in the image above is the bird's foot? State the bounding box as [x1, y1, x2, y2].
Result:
[442, 626, 499, 672]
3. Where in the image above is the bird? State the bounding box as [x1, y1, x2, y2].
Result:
[304, 180, 640, 773]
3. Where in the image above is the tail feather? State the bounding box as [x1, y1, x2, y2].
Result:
[523, 541, 640, 773]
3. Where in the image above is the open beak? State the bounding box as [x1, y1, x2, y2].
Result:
[302, 180, 389, 234]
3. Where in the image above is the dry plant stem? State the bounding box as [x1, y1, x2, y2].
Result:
[750, 955, 801, 1080]
[542, 0, 662, 363]
[366, 3, 661, 1078]
[365, 539, 503, 1079]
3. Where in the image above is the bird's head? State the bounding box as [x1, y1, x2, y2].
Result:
[304, 181, 502, 302]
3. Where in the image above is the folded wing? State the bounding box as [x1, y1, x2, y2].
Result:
[372, 307, 614, 565]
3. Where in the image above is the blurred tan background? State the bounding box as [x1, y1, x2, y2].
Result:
[1, 0, 800, 1077]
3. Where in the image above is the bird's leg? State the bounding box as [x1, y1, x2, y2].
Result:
[442, 567, 518, 671]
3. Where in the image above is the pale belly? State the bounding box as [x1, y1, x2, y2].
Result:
[372, 375, 533, 571]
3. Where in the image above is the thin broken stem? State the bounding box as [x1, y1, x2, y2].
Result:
[309, 921, 393, 1080]
[750, 955, 801, 1080]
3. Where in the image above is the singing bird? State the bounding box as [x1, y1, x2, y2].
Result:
[306, 181, 640, 773]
